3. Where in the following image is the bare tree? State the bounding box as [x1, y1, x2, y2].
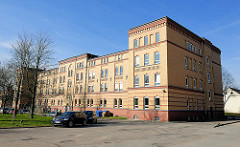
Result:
[222, 67, 239, 91]
[11, 31, 53, 118]
[0, 63, 14, 114]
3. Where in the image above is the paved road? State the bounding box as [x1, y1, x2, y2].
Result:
[0, 119, 240, 147]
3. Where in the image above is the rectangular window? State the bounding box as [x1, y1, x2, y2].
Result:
[209, 91, 212, 101]
[114, 99, 117, 108]
[155, 97, 160, 109]
[100, 99, 102, 107]
[200, 80, 203, 91]
[154, 52, 160, 64]
[75, 99, 77, 106]
[134, 97, 138, 109]
[195, 99, 198, 110]
[80, 85, 82, 93]
[76, 73, 79, 81]
[186, 77, 188, 89]
[119, 82, 123, 91]
[135, 56, 139, 67]
[87, 99, 90, 107]
[208, 73, 211, 83]
[101, 70, 104, 78]
[144, 36, 148, 46]
[115, 67, 119, 76]
[115, 55, 118, 61]
[105, 69, 108, 78]
[194, 79, 197, 90]
[144, 97, 149, 109]
[88, 86, 91, 93]
[100, 84, 104, 92]
[187, 98, 189, 110]
[144, 54, 149, 66]
[120, 66, 123, 75]
[206, 56, 209, 67]
[92, 72, 95, 79]
[199, 63, 202, 73]
[80, 73, 83, 80]
[92, 85, 94, 92]
[193, 45, 196, 53]
[105, 83, 108, 92]
[155, 73, 160, 86]
[135, 76, 139, 87]
[193, 60, 196, 71]
[89, 72, 92, 80]
[185, 57, 188, 69]
[115, 83, 119, 91]
[101, 59, 103, 64]
[144, 74, 149, 87]
[190, 43, 193, 52]
[187, 42, 189, 50]
[155, 32, 160, 42]
[119, 98, 122, 108]
[199, 48, 202, 55]
[104, 99, 107, 107]
[79, 99, 81, 106]
[91, 99, 93, 107]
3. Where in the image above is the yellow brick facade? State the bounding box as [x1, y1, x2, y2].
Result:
[34, 16, 224, 121]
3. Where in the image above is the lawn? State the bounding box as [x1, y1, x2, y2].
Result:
[0, 114, 53, 128]
[101, 116, 127, 120]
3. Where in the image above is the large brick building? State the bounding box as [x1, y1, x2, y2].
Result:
[34, 16, 223, 121]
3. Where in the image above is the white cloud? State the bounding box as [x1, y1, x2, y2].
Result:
[0, 40, 12, 49]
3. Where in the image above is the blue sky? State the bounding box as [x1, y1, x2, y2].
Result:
[0, 0, 240, 86]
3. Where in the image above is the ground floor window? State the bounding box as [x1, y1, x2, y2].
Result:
[119, 98, 122, 108]
[104, 99, 107, 107]
[187, 98, 189, 110]
[91, 99, 93, 107]
[155, 97, 160, 109]
[114, 99, 117, 108]
[87, 99, 90, 107]
[100, 99, 102, 107]
[75, 99, 77, 106]
[79, 99, 81, 106]
[134, 97, 138, 109]
[144, 97, 149, 109]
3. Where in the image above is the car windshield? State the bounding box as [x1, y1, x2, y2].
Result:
[60, 112, 74, 117]
[50, 112, 56, 114]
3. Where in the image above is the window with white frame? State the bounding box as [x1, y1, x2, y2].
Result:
[88, 85, 91, 93]
[119, 98, 122, 108]
[144, 36, 148, 46]
[144, 54, 149, 66]
[104, 99, 107, 107]
[155, 73, 160, 86]
[115, 83, 119, 91]
[155, 32, 160, 42]
[193, 60, 196, 71]
[89, 72, 92, 80]
[105, 69, 108, 78]
[194, 79, 197, 90]
[119, 82, 123, 91]
[200, 80, 203, 91]
[135, 76, 139, 87]
[144, 97, 149, 109]
[135, 56, 139, 67]
[155, 97, 160, 109]
[155, 52, 160, 64]
[76, 73, 79, 81]
[92, 72, 95, 79]
[206, 56, 209, 67]
[87, 99, 90, 107]
[114, 99, 117, 108]
[208, 73, 211, 83]
[91, 99, 93, 107]
[134, 39, 138, 48]
[92, 85, 94, 92]
[134, 97, 138, 109]
[120, 66, 123, 75]
[79, 99, 81, 106]
[100, 99, 102, 107]
[115, 67, 119, 76]
[105, 83, 108, 92]
[101, 70, 104, 78]
[209, 90, 212, 101]
[144, 74, 149, 87]
[185, 57, 188, 69]
[186, 77, 188, 88]
[100, 84, 104, 92]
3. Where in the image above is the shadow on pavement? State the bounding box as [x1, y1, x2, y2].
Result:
[214, 120, 240, 128]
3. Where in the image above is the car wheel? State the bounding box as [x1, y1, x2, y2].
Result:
[68, 120, 74, 128]
[82, 119, 87, 126]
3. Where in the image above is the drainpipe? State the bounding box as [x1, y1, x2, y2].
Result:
[83, 57, 88, 111]
[202, 42, 207, 119]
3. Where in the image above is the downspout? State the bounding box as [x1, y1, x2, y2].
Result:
[202, 42, 207, 119]
[83, 56, 88, 111]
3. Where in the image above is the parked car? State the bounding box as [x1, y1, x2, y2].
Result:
[83, 111, 97, 124]
[2, 108, 14, 114]
[46, 111, 61, 117]
[52, 111, 87, 127]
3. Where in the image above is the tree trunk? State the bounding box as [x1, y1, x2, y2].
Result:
[14, 72, 22, 117]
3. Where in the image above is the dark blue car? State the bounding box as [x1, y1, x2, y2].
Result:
[52, 111, 87, 127]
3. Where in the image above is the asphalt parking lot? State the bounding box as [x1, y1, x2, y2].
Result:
[0, 119, 240, 147]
